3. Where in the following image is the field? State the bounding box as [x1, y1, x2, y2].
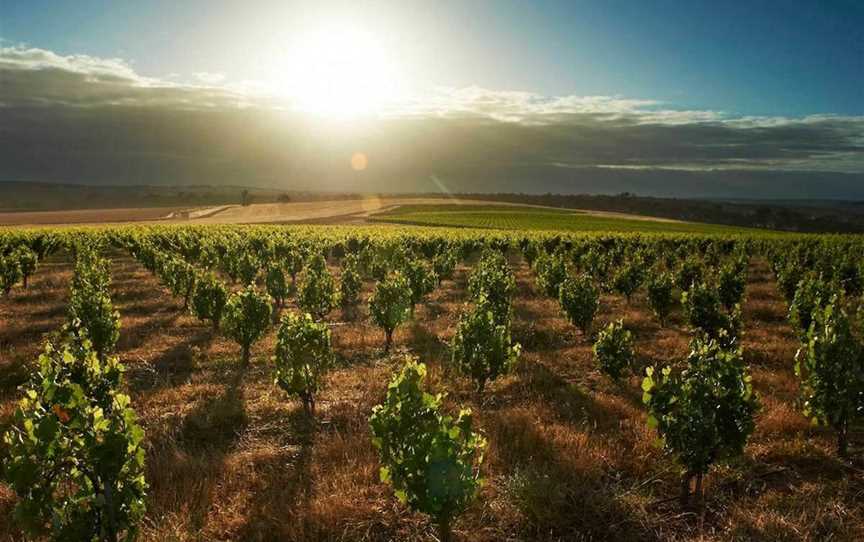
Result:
[373, 204, 762, 235]
[0, 224, 862, 542]
[0, 197, 747, 234]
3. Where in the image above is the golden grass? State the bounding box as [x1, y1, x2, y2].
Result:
[0, 252, 862, 541]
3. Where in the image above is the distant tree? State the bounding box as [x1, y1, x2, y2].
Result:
[241, 189, 251, 207]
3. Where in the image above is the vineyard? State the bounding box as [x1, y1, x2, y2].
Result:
[0, 224, 863, 541]
[372, 204, 760, 235]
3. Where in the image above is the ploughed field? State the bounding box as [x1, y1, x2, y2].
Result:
[0, 224, 862, 542]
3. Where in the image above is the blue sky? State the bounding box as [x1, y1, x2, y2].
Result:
[2, 0, 862, 116]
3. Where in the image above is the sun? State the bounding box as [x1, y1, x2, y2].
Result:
[274, 23, 402, 116]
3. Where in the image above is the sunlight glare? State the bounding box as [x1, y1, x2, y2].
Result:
[275, 23, 401, 116]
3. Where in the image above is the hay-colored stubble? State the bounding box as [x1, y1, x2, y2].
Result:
[0, 252, 861, 541]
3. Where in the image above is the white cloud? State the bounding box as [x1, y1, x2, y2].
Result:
[0, 44, 861, 175]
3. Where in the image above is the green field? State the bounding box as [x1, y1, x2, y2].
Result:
[373, 204, 763, 234]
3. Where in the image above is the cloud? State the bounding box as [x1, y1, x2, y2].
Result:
[0, 44, 862, 196]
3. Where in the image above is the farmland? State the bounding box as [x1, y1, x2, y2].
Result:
[0, 223, 862, 542]
[373, 204, 763, 235]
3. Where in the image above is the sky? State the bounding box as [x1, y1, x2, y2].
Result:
[1, 0, 862, 198]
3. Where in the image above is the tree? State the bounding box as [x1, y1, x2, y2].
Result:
[369, 359, 485, 542]
[162, 257, 196, 310]
[717, 260, 746, 311]
[273, 312, 334, 415]
[675, 256, 704, 292]
[558, 273, 599, 336]
[222, 285, 273, 366]
[788, 272, 833, 341]
[467, 250, 515, 325]
[681, 281, 740, 347]
[593, 320, 634, 380]
[1, 328, 147, 541]
[297, 256, 338, 320]
[432, 250, 457, 283]
[534, 250, 567, 298]
[265, 263, 289, 309]
[612, 257, 645, 303]
[0, 253, 22, 295]
[647, 271, 674, 326]
[190, 271, 228, 330]
[403, 257, 437, 316]
[339, 255, 362, 310]
[450, 296, 521, 394]
[775, 260, 804, 304]
[369, 272, 412, 353]
[68, 250, 120, 360]
[231, 252, 260, 285]
[14, 246, 38, 288]
[642, 337, 758, 505]
[795, 298, 864, 457]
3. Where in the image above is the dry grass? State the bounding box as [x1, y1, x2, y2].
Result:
[1, 252, 863, 541]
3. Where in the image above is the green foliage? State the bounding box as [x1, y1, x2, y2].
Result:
[432, 250, 457, 283]
[534, 250, 568, 298]
[647, 270, 675, 326]
[369, 272, 412, 352]
[265, 263, 289, 308]
[612, 257, 645, 302]
[273, 312, 334, 415]
[675, 256, 704, 292]
[14, 246, 38, 288]
[190, 271, 228, 330]
[558, 273, 599, 335]
[0, 252, 23, 295]
[403, 257, 437, 314]
[161, 257, 196, 309]
[776, 261, 804, 303]
[68, 250, 120, 359]
[717, 260, 747, 310]
[1, 329, 146, 541]
[369, 359, 485, 540]
[450, 296, 521, 393]
[231, 251, 260, 285]
[467, 250, 515, 325]
[375, 204, 755, 234]
[788, 272, 833, 341]
[681, 281, 740, 347]
[297, 256, 338, 320]
[339, 255, 362, 308]
[593, 320, 634, 380]
[837, 254, 862, 296]
[794, 299, 864, 457]
[642, 338, 758, 496]
[580, 246, 611, 286]
[222, 285, 273, 365]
